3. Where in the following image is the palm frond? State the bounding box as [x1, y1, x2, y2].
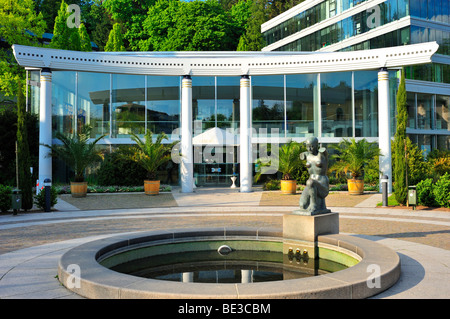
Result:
[42, 125, 106, 182]
[118, 131, 178, 180]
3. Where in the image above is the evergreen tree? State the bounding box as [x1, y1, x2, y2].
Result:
[51, 0, 92, 51]
[16, 80, 33, 210]
[51, 1, 73, 49]
[84, 0, 114, 51]
[79, 23, 92, 52]
[105, 23, 125, 52]
[393, 69, 408, 205]
[237, 0, 266, 51]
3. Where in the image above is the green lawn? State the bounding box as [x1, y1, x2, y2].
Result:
[376, 194, 400, 207]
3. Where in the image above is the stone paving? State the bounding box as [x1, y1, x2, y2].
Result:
[0, 187, 449, 299]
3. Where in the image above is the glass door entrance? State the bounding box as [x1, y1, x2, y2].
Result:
[194, 146, 238, 187]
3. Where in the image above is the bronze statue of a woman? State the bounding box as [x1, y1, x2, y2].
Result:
[296, 137, 331, 215]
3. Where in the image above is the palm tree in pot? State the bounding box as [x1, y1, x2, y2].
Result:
[330, 138, 381, 195]
[119, 131, 178, 195]
[43, 125, 106, 197]
[255, 141, 304, 194]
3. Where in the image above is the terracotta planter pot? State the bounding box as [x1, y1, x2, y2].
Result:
[144, 180, 160, 195]
[281, 180, 297, 194]
[348, 179, 364, 195]
[71, 181, 88, 198]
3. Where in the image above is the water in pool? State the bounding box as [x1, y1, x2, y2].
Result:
[110, 250, 347, 284]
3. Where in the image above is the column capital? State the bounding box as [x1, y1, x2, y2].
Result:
[182, 75, 192, 80]
[41, 67, 52, 73]
[241, 74, 250, 80]
[379, 67, 388, 72]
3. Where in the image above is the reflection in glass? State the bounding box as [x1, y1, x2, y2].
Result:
[192, 77, 215, 134]
[321, 72, 352, 137]
[437, 135, 450, 150]
[112, 74, 145, 137]
[78, 72, 111, 138]
[406, 92, 416, 129]
[285, 74, 317, 137]
[30, 71, 40, 115]
[52, 71, 76, 137]
[417, 93, 433, 130]
[252, 75, 284, 136]
[217, 77, 240, 131]
[436, 95, 449, 130]
[354, 71, 378, 137]
[417, 134, 433, 157]
[146, 76, 180, 138]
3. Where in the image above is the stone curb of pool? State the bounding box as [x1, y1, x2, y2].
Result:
[58, 227, 400, 299]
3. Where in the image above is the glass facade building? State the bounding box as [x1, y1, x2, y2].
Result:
[28, 68, 398, 184]
[29, 69, 398, 141]
[15, 29, 437, 191]
[262, 0, 450, 153]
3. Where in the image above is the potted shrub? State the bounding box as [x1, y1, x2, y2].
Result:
[330, 138, 380, 195]
[119, 131, 177, 195]
[43, 125, 105, 197]
[255, 141, 303, 194]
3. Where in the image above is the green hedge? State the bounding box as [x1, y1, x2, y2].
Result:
[34, 187, 58, 211]
[0, 185, 12, 212]
[97, 151, 147, 186]
[416, 173, 450, 208]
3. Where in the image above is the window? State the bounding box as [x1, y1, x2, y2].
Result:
[146, 76, 180, 138]
[52, 71, 76, 137]
[436, 95, 449, 130]
[252, 75, 285, 137]
[321, 72, 353, 137]
[111, 74, 145, 137]
[286, 74, 318, 137]
[77, 72, 111, 138]
[354, 71, 378, 137]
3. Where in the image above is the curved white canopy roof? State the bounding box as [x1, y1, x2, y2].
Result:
[13, 42, 438, 76]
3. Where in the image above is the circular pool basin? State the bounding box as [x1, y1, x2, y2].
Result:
[58, 227, 400, 299]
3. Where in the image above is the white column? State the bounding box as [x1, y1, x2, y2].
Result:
[182, 272, 193, 283]
[241, 269, 253, 283]
[378, 68, 392, 193]
[181, 75, 193, 193]
[38, 68, 52, 190]
[240, 75, 252, 193]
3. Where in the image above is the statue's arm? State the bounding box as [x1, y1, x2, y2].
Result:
[300, 151, 307, 161]
[319, 147, 327, 157]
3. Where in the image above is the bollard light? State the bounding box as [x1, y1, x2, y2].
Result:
[44, 178, 52, 212]
[381, 175, 388, 207]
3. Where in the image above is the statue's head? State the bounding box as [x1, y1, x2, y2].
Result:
[305, 137, 319, 153]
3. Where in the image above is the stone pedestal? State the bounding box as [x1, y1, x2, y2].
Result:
[283, 212, 339, 259]
[283, 212, 339, 243]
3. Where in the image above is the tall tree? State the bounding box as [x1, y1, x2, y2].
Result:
[16, 80, 33, 210]
[103, 0, 156, 51]
[393, 69, 408, 205]
[237, 0, 266, 51]
[84, 0, 114, 51]
[78, 23, 92, 52]
[141, 0, 237, 51]
[0, 0, 46, 97]
[50, 0, 92, 51]
[35, 0, 87, 32]
[51, 0, 79, 50]
[105, 23, 125, 52]
[267, 0, 302, 19]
